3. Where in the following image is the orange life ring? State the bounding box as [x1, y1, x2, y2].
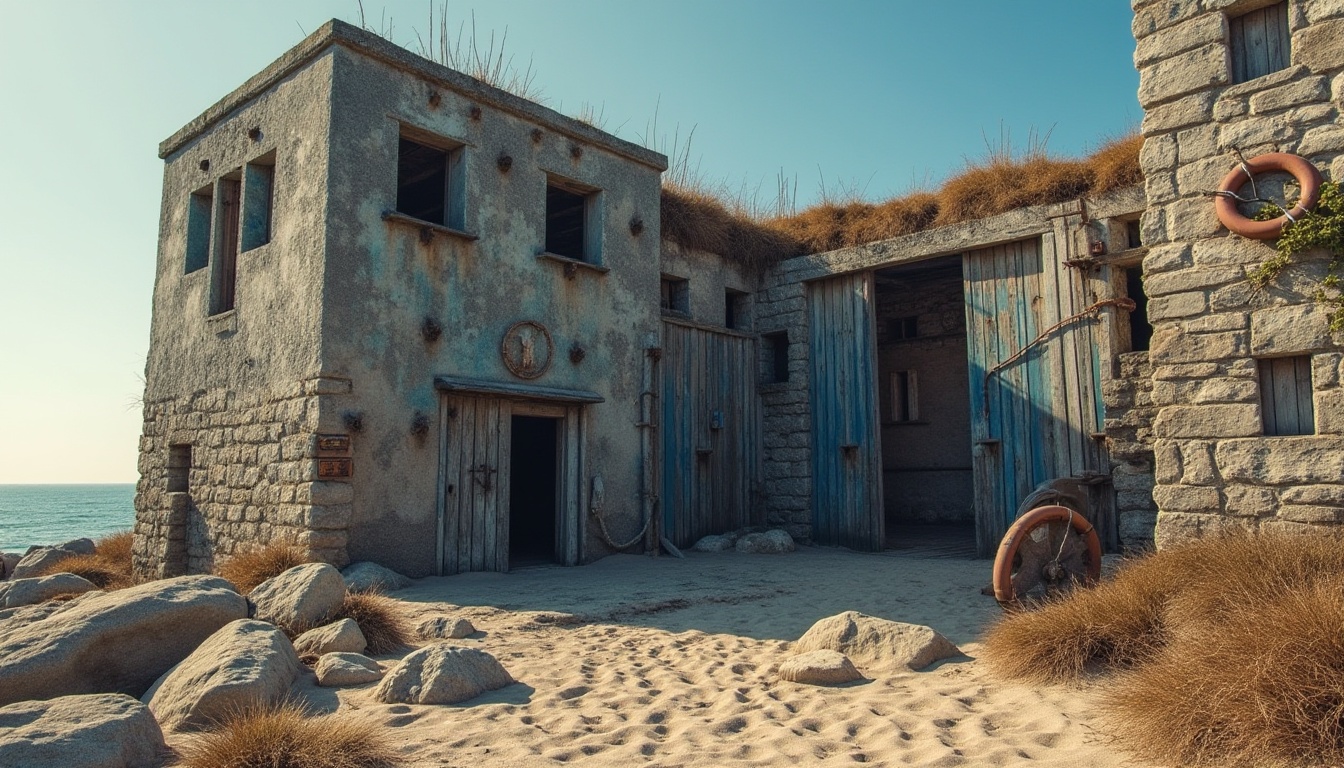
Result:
[991, 504, 1102, 605]
[1213, 152, 1323, 240]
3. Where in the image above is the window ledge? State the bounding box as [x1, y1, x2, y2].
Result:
[206, 309, 237, 336]
[537, 251, 609, 276]
[382, 210, 478, 241]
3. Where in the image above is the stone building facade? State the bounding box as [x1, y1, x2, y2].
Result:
[1134, 0, 1344, 545]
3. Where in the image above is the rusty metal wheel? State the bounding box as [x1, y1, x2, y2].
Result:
[992, 505, 1102, 608]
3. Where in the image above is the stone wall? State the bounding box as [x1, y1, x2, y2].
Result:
[1134, 0, 1344, 545]
[755, 280, 813, 542]
[1103, 351, 1160, 550]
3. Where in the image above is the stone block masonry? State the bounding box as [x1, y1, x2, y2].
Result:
[1104, 352, 1160, 551]
[755, 279, 813, 542]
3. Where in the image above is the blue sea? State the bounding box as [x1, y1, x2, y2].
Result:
[0, 485, 136, 553]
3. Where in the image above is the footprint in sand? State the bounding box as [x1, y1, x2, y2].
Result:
[556, 685, 591, 701]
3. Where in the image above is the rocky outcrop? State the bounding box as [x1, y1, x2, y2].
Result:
[778, 650, 863, 686]
[0, 575, 246, 706]
[248, 563, 346, 629]
[735, 529, 796, 554]
[0, 573, 98, 609]
[691, 534, 737, 552]
[375, 644, 513, 705]
[793, 611, 961, 672]
[294, 618, 367, 656]
[0, 693, 166, 768]
[10, 539, 95, 580]
[0, 552, 22, 580]
[314, 652, 382, 687]
[416, 616, 475, 640]
[142, 619, 300, 732]
[340, 561, 412, 593]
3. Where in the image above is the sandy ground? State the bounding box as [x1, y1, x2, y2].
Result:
[240, 548, 1142, 766]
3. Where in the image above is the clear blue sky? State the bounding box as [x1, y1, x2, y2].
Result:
[0, 1, 1140, 483]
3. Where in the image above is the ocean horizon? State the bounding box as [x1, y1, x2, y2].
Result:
[0, 483, 136, 553]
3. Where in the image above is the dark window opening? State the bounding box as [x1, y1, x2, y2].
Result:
[1230, 1, 1290, 84]
[509, 415, 559, 565]
[890, 370, 919, 422]
[210, 175, 241, 315]
[661, 276, 689, 314]
[185, 186, 212, 274]
[1260, 356, 1315, 436]
[888, 316, 918, 340]
[546, 183, 590, 261]
[1126, 219, 1143, 250]
[242, 154, 275, 251]
[764, 331, 789, 384]
[725, 290, 748, 330]
[168, 444, 192, 493]
[396, 135, 463, 228]
[1125, 268, 1153, 352]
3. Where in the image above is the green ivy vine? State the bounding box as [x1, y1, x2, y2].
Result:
[1249, 180, 1344, 329]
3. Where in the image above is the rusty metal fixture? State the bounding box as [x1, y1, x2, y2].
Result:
[469, 104, 482, 121]
[569, 343, 586, 364]
[1089, 240, 1105, 256]
[247, 126, 262, 141]
[343, 411, 364, 433]
[629, 216, 644, 236]
[530, 128, 543, 143]
[569, 143, 583, 159]
[428, 89, 442, 107]
[496, 153, 513, 173]
[199, 159, 210, 172]
[1212, 150, 1322, 239]
[421, 316, 442, 342]
[501, 320, 554, 379]
[563, 261, 578, 280]
[411, 412, 430, 437]
[992, 504, 1102, 608]
[419, 225, 434, 245]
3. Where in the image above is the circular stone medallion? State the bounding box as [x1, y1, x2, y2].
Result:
[501, 321, 554, 379]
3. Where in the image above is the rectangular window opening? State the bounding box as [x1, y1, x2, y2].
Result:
[167, 444, 192, 493]
[763, 331, 789, 384]
[1259, 355, 1315, 436]
[242, 153, 275, 251]
[725, 289, 748, 330]
[396, 132, 464, 229]
[1230, 1, 1290, 84]
[1126, 219, 1143, 250]
[1125, 267, 1153, 352]
[890, 370, 920, 422]
[546, 177, 600, 263]
[185, 185, 213, 274]
[210, 174, 242, 316]
[661, 275, 689, 314]
[888, 316, 918, 340]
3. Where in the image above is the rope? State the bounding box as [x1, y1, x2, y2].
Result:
[985, 297, 1136, 381]
[589, 506, 649, 551]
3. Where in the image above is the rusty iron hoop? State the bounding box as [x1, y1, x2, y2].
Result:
[992, 504, 1102, 608]
[1213, 152, 1322, 240]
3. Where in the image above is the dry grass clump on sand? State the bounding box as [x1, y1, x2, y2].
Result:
[177, 701, 399, 768]
[214, 544, 310, 595]
[35, 530, 136, 590]
[983, 530, 1344, 767]
[331, 592, 413, 655]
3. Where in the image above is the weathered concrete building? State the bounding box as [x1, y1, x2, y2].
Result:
[136, 3, 1344, 578]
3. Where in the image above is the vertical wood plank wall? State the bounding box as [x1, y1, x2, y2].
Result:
[807, 273, 885, 551]
[963, 237, 1109, 555]
[660, 321, 762, 547]
[1230, 1, 1290, 84]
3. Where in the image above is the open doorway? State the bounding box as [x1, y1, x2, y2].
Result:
[509, 415, 559, 566]
[872, 256, 976, 555]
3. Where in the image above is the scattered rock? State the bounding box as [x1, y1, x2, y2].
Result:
[314, 652, 382, 687]
[0, 575, 247, 707]
[143, 619, 300, 732]
[0, 693, 166, 768]
[0, 573, 97, 609]
[341, 561, 412, 593]
[416, 616, 475, 640]
[793, 611, 961, 672]
[735, 529, 796, 554]
[778, 650, 863, 685]
[692, 534, 736, 552]
[249, 563, 346, 629]
[375, 644, 513, 705]
[58, 538, 97, 556]
[0, 553, 20, 580]
[10, 541, 93, 580]
[293, 618, 367, 656]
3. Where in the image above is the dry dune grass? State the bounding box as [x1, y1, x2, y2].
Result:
[330, 592, 412, 655]
[983, 530, 1344, 767]
[659, 131, 1141, 265]
[214, 544, 310, 595]
[35, 530, 136, 590]
[176, 701, 399, 768]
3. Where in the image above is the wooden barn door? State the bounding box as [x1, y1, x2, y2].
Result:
[440, 395, 512, 574]
[661, 320, 762, 547]
[807, 272, 884, 550]
[963, 236, 1108, 556]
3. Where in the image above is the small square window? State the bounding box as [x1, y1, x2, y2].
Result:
[888, 316, 918, 340]
[763, 331, 789, 384]
[396, 131, 464, 229]
[185, 185, 212, 274]
[1259, 356, 1314, 436]
[168, 444, 192, 493]
[1229, 1, 1290, 84]
[661, 276, 689, 314]
[546, 177, 601, 263]
[890, 370, 919, 422]
[242, 152, 275, 251]
[1126, 219, 1143, 250]
[725, 289, 749, 330]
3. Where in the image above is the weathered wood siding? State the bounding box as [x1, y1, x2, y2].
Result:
[1230, 1, 1290, 84]
[440, 394, 512, 574]
[963, 236, 1109, 555]
[807, 272, 884, 550]
[660, 319, 762, 546]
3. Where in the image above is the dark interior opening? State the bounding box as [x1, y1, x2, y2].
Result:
[396, 137, 448, 225]
[1125, 268, 1153, 352]
[509, 415, 559, 566]
[546, 184, 587, 260]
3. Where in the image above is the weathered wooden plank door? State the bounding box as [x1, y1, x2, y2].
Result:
[660, 320, 762, 547]
[439, 395, 512, 574]
[963, 236, 1108, 556]
[807, 272, 884, 551]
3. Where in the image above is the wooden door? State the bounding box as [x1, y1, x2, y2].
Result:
[808, 272, 884, 551]
[439, 395, 511, 574]
[660, 320, 762, 547]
